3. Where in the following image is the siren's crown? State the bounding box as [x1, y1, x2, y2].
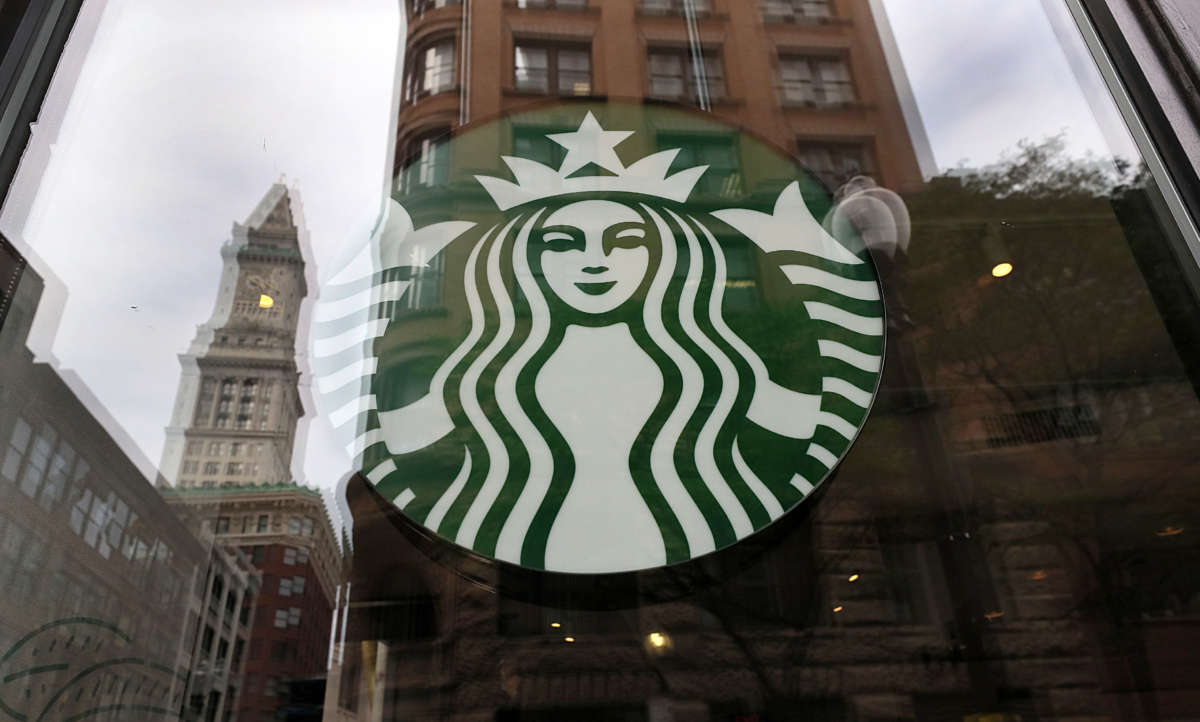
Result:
[475, 112, 708, 211]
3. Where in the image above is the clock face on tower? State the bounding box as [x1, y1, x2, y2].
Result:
[246, 273, 281, 310]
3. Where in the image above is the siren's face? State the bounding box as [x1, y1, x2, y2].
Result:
[536, 200, 651, 315]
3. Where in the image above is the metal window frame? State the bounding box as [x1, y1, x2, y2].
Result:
[1068, 0, 1200, 265]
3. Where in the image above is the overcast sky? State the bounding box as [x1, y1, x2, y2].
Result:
[0, 0, 1142, 516]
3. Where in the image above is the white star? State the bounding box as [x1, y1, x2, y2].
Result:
[547, 112, 633, 177]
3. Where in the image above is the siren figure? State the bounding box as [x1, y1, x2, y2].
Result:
[316, 112, 884, 573]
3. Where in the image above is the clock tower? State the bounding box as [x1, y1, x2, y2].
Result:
[161, 181, 309, 488]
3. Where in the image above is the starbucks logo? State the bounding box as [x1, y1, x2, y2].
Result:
[315, 105, 884, 573]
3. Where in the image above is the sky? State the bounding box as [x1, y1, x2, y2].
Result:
[0, 0, 1144, 518]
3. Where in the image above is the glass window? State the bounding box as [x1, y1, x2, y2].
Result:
[779, 55, 855, 106]
[412, 0, 461, 15]
[517, 0, 588, 8]
[795, 139, 874, 189]
[641, 0, 712, 13]
[405, 39, 456, 102]
[762, 0, 832, 21]
[1, 417, 31, 482]
[3, 0, 1200, 719]
[647, 47, 725, 103]
[398, 128, 451, 193]
[19, 424, 55, 498]
[514, 43, 592, 96]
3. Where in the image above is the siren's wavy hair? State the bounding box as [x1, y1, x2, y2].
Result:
[408, 194, 783, 569]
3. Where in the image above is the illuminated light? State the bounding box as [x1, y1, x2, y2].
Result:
[991, 262, 1014, 278]
[847, 573, 860, 583]
[648, 632, 667, 649]
[725, 279, 756, 289]
[1156, 525, 1185, 537]
[550, 621, 561, 629]
[563, 636, 575, 643]
[258, 294, 275, 308]
[832, 605, 844, 614]
[1030, 570, 1048, 581]
[984, 610, 1005, 620]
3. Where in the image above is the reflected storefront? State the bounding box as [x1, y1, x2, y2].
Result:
[2, 0, 1200, 720]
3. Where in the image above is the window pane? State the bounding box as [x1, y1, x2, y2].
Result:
[514, 46, 549, 92]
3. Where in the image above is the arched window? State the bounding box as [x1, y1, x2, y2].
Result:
[404, 38, 456, 102]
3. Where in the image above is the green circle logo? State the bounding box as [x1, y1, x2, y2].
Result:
[315, 103, 884, 573]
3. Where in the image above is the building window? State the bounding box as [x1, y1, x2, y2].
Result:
[641, 0, 712, 14]
[647, 47, 725, 104]
[512, 125, 569, 168]
[288, 517, 301, 535]
[292, 576, 306, 595]
[19, 425, 56, 499]
[514, 43, 592, 96]
[215, 516, 230, 533]
[516, 0, 588, 9]
[256, 514, 269, 533]
[40, 441, 74, 510]
[273, 609, 288, 628]
[226, 462, 243, 475]
[412, 0, 460, 15]
[203, 461, 219, 475]
[762, 0, 832, 22]
[405, 38, 456, 102]
[230, 442, 243, 457]
[186, 440, 203, 455]
[1, 418, 31, 482]
[779, 55, 855, 107]
[283, 547, 297, 565]
[279, 577, 293, 596]
[398, 128, 450, 192]
[982, 405, 1100, 448]
[207, 441, 223, 455]
[251, 545, 265, 564]
[287, 607, 301, 626]
[657, 131, 740, 198]
[183, 460, 199, 474]
[723, 241, 761, 313]
[301, 517, 314, 536]
[795, 140, 874, 189]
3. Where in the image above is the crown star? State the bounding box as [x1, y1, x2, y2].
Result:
[475, 113, 708, 211]
[547, 112, 633, 176]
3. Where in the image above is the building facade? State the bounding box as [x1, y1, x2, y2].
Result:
[0, 257, 259, 722]
[167, 484, 340, 722]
